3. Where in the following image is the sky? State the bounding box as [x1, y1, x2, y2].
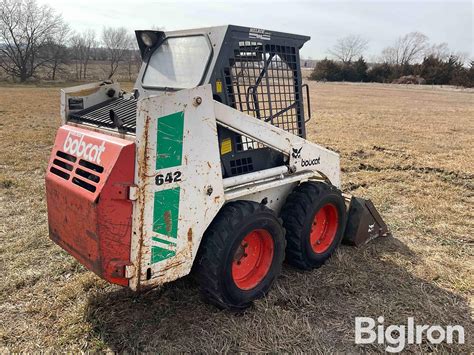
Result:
[37, 0, 473, 61]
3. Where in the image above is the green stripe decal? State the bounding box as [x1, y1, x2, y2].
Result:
[151, 111, 184, 264]
[151, 246, 176, 263]
[151, 187, 180, 264]
[152, 237, 177, 246]
[153, 187, 180, 239]
[156, 111, 184, 170]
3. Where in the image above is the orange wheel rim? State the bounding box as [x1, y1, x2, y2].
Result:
[310, 204, 339, 253]
[231, 229, 274, 290]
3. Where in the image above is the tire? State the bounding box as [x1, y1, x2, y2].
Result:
[194, 200, 285, 310]
[281, 181, 346, 270]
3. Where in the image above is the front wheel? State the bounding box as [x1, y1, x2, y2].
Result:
[195, 201, 285, 310]
[281, 181, 347, 270]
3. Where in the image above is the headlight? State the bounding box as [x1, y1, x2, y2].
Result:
[141, 32, 157, 47]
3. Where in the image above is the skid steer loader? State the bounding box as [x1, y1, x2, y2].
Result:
[45, 25, 389, 309]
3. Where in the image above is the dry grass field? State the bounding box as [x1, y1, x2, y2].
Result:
[0, 82, 472, 352]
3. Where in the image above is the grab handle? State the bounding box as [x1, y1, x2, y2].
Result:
[302, 83, 312, 123]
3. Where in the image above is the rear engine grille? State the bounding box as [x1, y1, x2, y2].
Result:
[52, 158, 73, 172]
[76, 167, 100, 183]
[57, 150, 76, 162]
[78, 159, 104, 174]
[50, 151, 76, 180]
[72, 176, 97, 192]
[49, 151, 104, 193]
[50, 166, 70, 180]
[69, 98, 137, 133]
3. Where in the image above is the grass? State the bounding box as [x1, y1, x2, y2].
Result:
[0, 82, 472, 352]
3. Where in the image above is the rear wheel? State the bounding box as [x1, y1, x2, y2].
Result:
[195, 201, 285, 310]
[281, 181, 346, 270]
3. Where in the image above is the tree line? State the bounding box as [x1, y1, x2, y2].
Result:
[0, 0, 140, 82]
[309, 33, 474, 87]
[1, 0, 472, 87]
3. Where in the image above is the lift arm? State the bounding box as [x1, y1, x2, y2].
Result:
[214, 101, 341, 187]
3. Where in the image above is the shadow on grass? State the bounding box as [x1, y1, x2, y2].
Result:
[85, 237, 471, 352]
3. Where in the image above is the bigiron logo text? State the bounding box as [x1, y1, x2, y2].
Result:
[355, 317, 465, 353]
[63, 131, 106, 164]
[301, 156, 321, 167]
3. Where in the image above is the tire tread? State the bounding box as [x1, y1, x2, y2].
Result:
[281, 181, 345, 270]
[195, 201, 285, 310]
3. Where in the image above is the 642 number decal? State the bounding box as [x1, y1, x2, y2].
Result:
[155, 171, 182, 186]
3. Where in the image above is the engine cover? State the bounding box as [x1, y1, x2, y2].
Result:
[45, 125, 135, 286]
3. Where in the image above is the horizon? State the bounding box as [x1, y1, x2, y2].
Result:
[36, 0, 473, 62]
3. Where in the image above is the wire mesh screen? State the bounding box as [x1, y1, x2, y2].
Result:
[224, 41, 302, 151]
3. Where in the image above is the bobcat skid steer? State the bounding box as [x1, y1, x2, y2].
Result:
[45, 25, 389, 310]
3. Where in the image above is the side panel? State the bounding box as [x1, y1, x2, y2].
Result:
[130, 85, 225, 290]
[226, 183, 297, 214]
[61, 82, 120, 124]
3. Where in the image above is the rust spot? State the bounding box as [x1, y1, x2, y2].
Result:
[85, 230, 98, 241]
[164, 210, 172, 233]
[135, 115, 151, 290]
[71, 87, 101, 96]
[187, 228, 193, 242]
[207, 162, 211, 168]
[159, 260, 185, 273]
[214, 196, 220, 203]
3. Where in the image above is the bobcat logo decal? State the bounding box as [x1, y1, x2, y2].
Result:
[292, 147, 302, 159]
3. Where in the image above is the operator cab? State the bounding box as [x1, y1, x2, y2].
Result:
[67, 25, 311, 178]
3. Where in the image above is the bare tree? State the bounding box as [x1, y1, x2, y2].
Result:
[126, 39, 141, 81]
[424, 43, 469, 66]
[451, 51, 470, 67]
[380, 46, 398, 65]
[0, 0, 64, 81]
[328, 35, 369, 63]
[424, 42, 450, 61]
[381, 32, 429, 65]
[70, 30, 96, 80]
[41, 23, 70, 80]
[102, 27, 132, 79]
[70, 34, 83, 79]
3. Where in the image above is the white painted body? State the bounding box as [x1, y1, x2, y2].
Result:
[125, 85, 340, 289]
[60, 81, 121, 124]
[129, 86, 226, 289]
[58, 82, 341, 290]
